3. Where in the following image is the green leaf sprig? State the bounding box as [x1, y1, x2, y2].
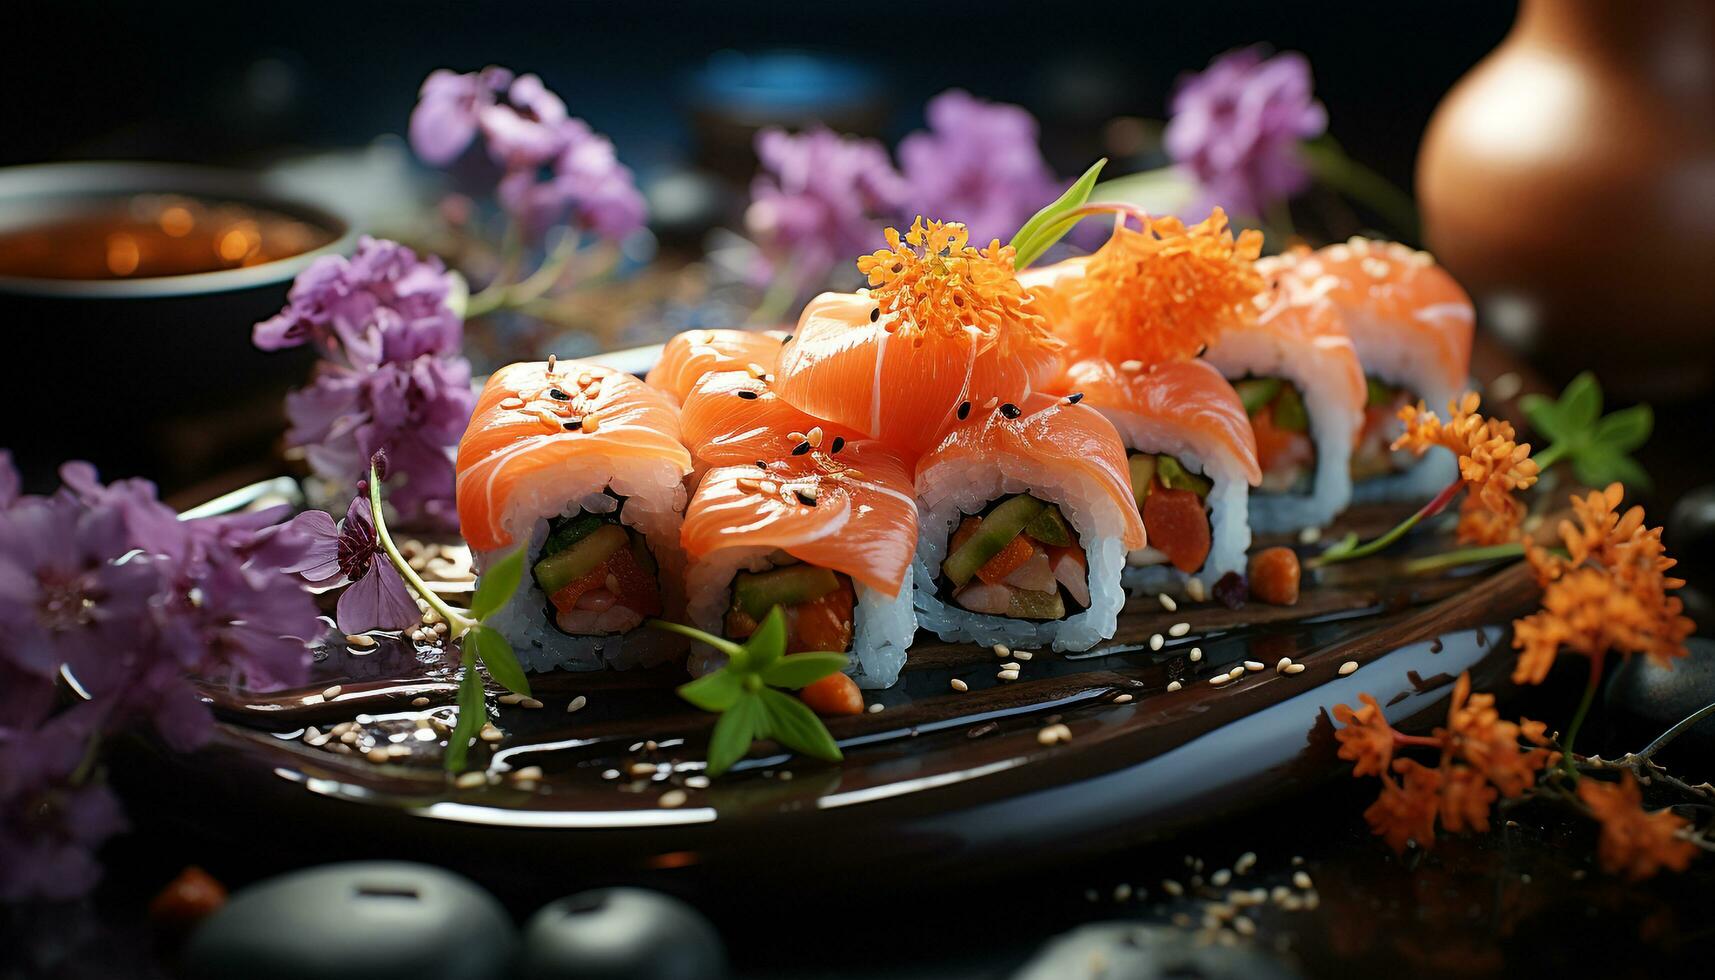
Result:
[1008, 158, 1107, 270]
[364, 461, 530, 772]
[1520, 372, 1653, 490]
[650, 607, 847, 777]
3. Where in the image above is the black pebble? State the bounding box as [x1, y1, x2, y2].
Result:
[519, 888, 727, 980]
[1000, 403, 1022, 419]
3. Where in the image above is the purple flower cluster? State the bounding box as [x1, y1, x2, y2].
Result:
[1164, 47, 1328, 221]
[280, 486, 418, 636]
[898, 89, 1062, 245]
[0, 452, 321, 900]
[254, 237, 475, 527]
[409, 67, 646, 242]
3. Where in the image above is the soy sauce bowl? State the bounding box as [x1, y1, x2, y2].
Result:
[0, 161, 357, 490]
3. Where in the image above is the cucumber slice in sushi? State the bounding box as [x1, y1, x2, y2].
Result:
[732, 565, 840, 620]
[943, 495, 1046, 587]
[533, 524, 629, 594]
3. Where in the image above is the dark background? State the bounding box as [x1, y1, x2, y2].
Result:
[1, 0, 1516, 201]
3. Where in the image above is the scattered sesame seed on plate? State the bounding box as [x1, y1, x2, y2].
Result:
[566, 695, 587, 713]
[659, 789, 688, 809]
[455, 771, 486, 789]
[344, 634, 375, 648]
[1298, 526, 1322, 544]
[1284, 663, 1306, 674]
[499, 693, 525, 705]
[1276, 657, 1293, 672]
[1168, 622, 1191, 637]
[1000, 661, 1021, 671]
[1161, 879, 1184, 896]
[1190, 647, 1203, 662]
[1211, 869, 1232, 887]
[1293, 870, 1313, 889]
[1167, 680, 1183, 692]
[992, 643, 1010, 657]
[322, 685, 343, 700]
[950, 678, 969, 692]
[1014, 650, 1033, 661]
[1186, 578, 1207, 602]
[365, 748, 389, 763]
[1209, 675, 1231, 687]
[996, 669, 1020, 682]
[521, 697, 544, 710]
[1149, 633, 1164, 651]
[1158, 593, 1177, 612]
[1114, 693, 1134, 704]
[1339, 661, 1359, 675]
[867, 702, 885, 713]
[1244, 661, 1265, 672]
[685, 775, 711, 789]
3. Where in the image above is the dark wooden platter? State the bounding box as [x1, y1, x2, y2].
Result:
[126, 485, 1539, 891]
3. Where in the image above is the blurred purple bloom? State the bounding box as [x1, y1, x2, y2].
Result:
[0, 451, 17, 508]
[0, 706, 127, 903]
[497, 119, 647, 243]
[747, 127, 907, 288]
[479, 73, 569, 168]
[409, 66, 514, 166]
[1165, 47, 1327, 220]
[898, 90, 1061, 244]
[253, 237, 462, 368]
[282, 496, 417, 635]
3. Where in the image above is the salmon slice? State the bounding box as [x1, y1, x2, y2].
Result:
[679, 369, 864, 471]
[680, 440, 918, 596]
[1058, 357, 1261, 487]
[1269, 239, 1473, 395]
[645, 328, 790, 404]
[918, 392, 1146, 551]
[456, 360, 693, 552]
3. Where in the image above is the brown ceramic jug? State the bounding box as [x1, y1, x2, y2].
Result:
[1417, 0, 1715, 398]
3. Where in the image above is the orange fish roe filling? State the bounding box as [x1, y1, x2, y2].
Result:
[857, 217, 1060, 355]
[1052, 207, 1264, 367]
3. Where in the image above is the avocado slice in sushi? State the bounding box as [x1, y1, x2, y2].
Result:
[533, 524, 629, 594]
[1022, 504, 1074, 547]
[732, 565, 840, 620]
[1271, 382, 1309, 433]
[541, 512, 607, 557]
[943, 495, 1046, 587]
[1235, 377, 1283, 415]
[1129, 454, 1158, 509]
[1007, 589, 1066, 620]
[1155, 455, 1213, 497]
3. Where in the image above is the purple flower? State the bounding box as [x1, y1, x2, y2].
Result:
[253, 237, 462, 368]
[897, 90, 1061, 244]
[746, 127, 907, 288]
[0, 705, 127, 903]
[409, 66, 514, 166]
[0, 450, 17, 509]
[480, 73, 570, 169]
[1164, 47, 1328, 220]
[497, 119, 647, 242]
[282, 497, 418, 635]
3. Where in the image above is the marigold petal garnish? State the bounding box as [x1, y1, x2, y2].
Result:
[1365, 759, 1442, 854]
[1578, 773, 1698, 881]
[1393, 392, 1540, 540]
[856, 216, 1059, 355]
[1052, 208, 1264, 368]
[1332, 693, 1394, 778]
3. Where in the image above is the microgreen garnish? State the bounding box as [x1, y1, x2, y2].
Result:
[1520, 372, 1653, 490]
[649, 607, 847, 777]
[364, 459, 530, 772]
[1008, 158, 1108, 270]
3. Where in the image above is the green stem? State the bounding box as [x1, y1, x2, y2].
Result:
[1402, 542, 1526, 575]
[646, 617, 746, 662]
[746, 258, 803, 327]
[465, 221, 526, 317]
[1561, 654, 1604, 781]
[369, 465, 474, 635]
[68, 728, 105, 786]
[1533, 442, 1567, 471]
[1300, 136, 1420, 239]
[1311, 476, 1463, 567]
[1635, 699, 1715, 762]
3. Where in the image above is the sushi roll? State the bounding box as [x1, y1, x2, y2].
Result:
[914, 392, 1146, 653]
[1268, 239, 1474, 501]
[645, 327, 790, 404]
[681, 441, 919, 689]
[1203, 273, 1367, 533]
[773, 218, 1064, 459]
[1061, 358, 1260, 593]
[1020, 208, 1264, 592]
[678, 369, 863, 474]
[455, 359, 694, 672]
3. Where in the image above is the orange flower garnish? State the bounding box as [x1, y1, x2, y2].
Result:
[1049, 208, 1264, 368]
[1577, 772, 1698, 880]
[857, 217, 1059, 355]
[1512, 483, 1693, 685]
[1365, 758, 1442, 853]
[1438, 673, 1555, 797]
[1332, 693, 1394, 777]
[1393, 393, 1540, 545]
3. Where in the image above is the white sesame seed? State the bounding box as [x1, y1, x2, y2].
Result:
[322, 685, 343, 700]
[659, 789, 688, 809]
[1162, 879, 1184, 896]
[566, 695, 587, 713]
[1244, 661, 1265, 672]
[1210, 675, 1231, 686]
[1190, 647, 1203, 662]
[685, 775, 711, 789]
[1293, 870, 1312, 890]
[520, 697, 543, 710]
[1339, 661, 1359, 675]
[455, 771, 487, 789]
[1158, 593, 1177, 612]
[1150, 633, 1164, 651]
[1000, 661, 1021, 671]
[1211, 869, 1232, 887]
[1228, 667, 1246, 681]
[499, 693, 525, 705]
[992, 643, 1010, 658]
[365, 748, 389, 763]
[580, 414, 601, 434]
[950, 678, 969, 692]
[867, 702, 885, 713]
[1114, 693, 1134, 704]
[344, 634, 376, 648]
[983, 396, 999, 410]
[499, 397, 524, 410]
[628, 762, 655, 777]
[1169, 622, 1191, 637]
[1037, 723, 1073, 746]
[1233, 916, 1256, 936]
[1120, 359, 1145, 373]
[411, 696, 430, 707]
[1235, 852, 1257, 874]
[1167, 680, 1183, 692]
[997, 669, 1020, 681]
[1276, 658, 1293, 673]
[807, 426, 824, 448]
[1291, 855, 1304, 866]
[1113, 882, 1133, 902]
[601, 768, 620, 780]
[479, 724, 502, 743]
[1297, 526, 1322, 544]
[1186, 578, 1207, 602]
[1284, 663, 1306, 674]
[1014, 650, 1033, 660]
[1271, 885, 1291, 903]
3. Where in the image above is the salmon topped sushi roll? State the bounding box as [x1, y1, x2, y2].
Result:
[645, 327, 791, 404]
[1023, 208, 1264, 591]
[774, 218, 1064, 460]
[678, 369, 864, 474]
[914, 391, 1145, 653]
[682, 441, 919, 688]
[1268, 238, 1474, 500]
[456, 358, 694, 671]
[1203, 269, 1367, 533]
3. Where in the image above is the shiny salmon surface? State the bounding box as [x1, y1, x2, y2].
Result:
[679, 369, 865, 470]
[645, 328, 790, 404]
[1060, 357, 1261, 486]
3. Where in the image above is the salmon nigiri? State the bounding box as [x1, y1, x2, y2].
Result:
[774, 218, 1064, 461]
[914, 391, 1144, 653]
[455, 358, 695, 671]
[681, 440, 919, 687]
[1266, 238, 1473, 496]
[645, 327, 791, 404]
[678, 369, 864, 473]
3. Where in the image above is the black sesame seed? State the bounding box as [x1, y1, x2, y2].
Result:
[756, 460, 769, 469]
[869, 307, 881, 322]
[791, 442, 811, 456]
[1067, 392, 1084, 404]
[1000, 403, 1022, 419]
[957, 401, 971, 420]
[782, 334, 793, 344]
[830, 436, 845, 453]
[736, 390, 759, 400]
[548, 388, 570, 400]
[795, 490, 818, 506]
[562, 418, 583, 430]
